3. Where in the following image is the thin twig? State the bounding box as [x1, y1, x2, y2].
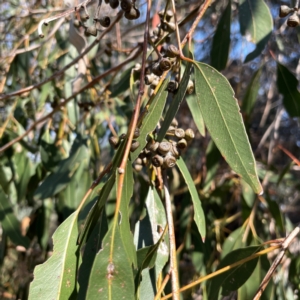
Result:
[163, 171, 180, 300]
[154, 272, 171, 300]
[253, 225, 300, 300]
[0, 11, 124, 101]
[37, 0, 93, 38]
[181, 0, 212, 47]
[0, 48, 141, 154]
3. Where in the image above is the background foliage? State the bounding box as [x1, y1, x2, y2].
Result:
[0, 0, 300, 299]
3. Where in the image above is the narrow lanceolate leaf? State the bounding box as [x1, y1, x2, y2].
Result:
[34, 136, 88, 200]
[29, 211, 80, 300]
[208, 246, 261, 299]
[157, 61, 193, 141]
[194, 62, 262, 194]
[176, 157, 206, 240]
[85, 225, 135, 299]
[242, 67, 262, 117]
[239, 0, 273, 62]
[131, 78, 169, 161]
[118, 163, 137, 268]
[186, 93, 206, 137]
[210, 0, 231, 71]
[134, 186, 169, 299]
[0, 186, 29, 248]
[277, 63, 300, 117]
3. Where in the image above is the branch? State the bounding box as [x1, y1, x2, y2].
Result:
[0, 11, 124, 101]
[0, 48, 141, 154]
[253, 225, 300, 300]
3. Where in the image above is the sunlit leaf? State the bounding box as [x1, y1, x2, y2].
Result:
[194, 61, 262, 194]
[239, 0, 273, 62]
[186, 93, 206, 137]
[131, 78, 169, 161]
[118, 162, 137, 267]
[29, 211, 80, 300]
[85, 225, 135, 299]
[157, 61, 192, 141]
[177, 157, 206, 240]
[210, 1, 231, 71]
[209, 246, 261, 299]
[277, 63, 300, 117]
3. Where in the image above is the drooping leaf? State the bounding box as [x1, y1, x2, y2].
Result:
[265, 196, 285, 233]
[277, 63, 300, 117]
[131, 78, 169, 161]
[210, 1, 231, 71]
[85, 225, 135, 299]
[77, 174, 115, 246]
[221, 227, 245, 259]
[238, 255, 273, 300]
[0, 186, 30, 248]
[176, 157, 206, 240]
[242, 66, 263, 117]
[157, 61, 192, 142]
[134, 186, 169, 299]
[203, 140, 221, 191]
[118, 162, 137, 268]
[34, 136, 88, 200]
[110, 67, 132, 98]
[29, 211, 80, 300]
[78, 210, 108, 299]
[208, 245, 261, 299]
[194, 61, 262, 194]
[186, 93, 206, 137]
[241, 179, 256, 208]
[13, 150, 32, 202]
[57, 158, 91, 219]
[239, 0, 273, 62]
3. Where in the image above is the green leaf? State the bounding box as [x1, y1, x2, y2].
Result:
[29, 211, 80, 300]
[57, 158, 91, 219]
[209, 246, 261, 299]
[131, 78, 169, 161]
[266, 196, 285, 233]
[203, 140, 221, 191]
[157, 61, 192, 142]
[241, 67, 262, 117]
[241, 179, 256, 207]
[221, 227, 245, 259]
[194, 62, 262, 194]
[34, 136, 88, 200]
[134, 186, 169, 299]
[77, 174, 115, 246]
[176, 157, 206, 240]
[118, 162, 137, 268]
[277, 63, 300, 117]
[186, 93, 206, 137]
[210, 1, 231, 71]
[13, 150, 32, 202]
[85, 225, 135, 299]
[239, 0, 273, 61]
[0, 186, 29, 248]
[110, 67, 132, 98]
[78, 210, 108, 299]
[238, 255, 273, 300]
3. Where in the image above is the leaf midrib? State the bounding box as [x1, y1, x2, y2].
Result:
[195, 63, 252, 182]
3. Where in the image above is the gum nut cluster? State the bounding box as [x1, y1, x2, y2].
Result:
[279, 5, 300, 27]
[133, 119, 195, 172]
[109, 128, 141, 151]
[74, 0, 140, 37]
